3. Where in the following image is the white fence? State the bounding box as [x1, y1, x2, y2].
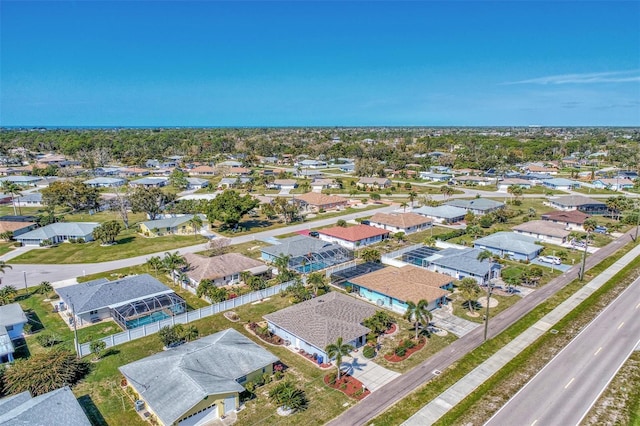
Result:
[77, 281, 295, 357]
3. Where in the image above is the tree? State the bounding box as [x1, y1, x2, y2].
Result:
[0, 231, 14, 242]
[0, 261, 12, 276]
[336, 219, 347, 227]
[408, 191, 417, 207]
[306, 272, 327, 297]
[205, 190, 258, 229]
[370, 193, 381, 202]
[507, 185, 523, 204]
[404, 300, 432, 340]
[163, 251, 187, 283]
[146, 256, 165, 277]
[464, 210, 476, 225]
[130, 186, 176, 220]
[196, 279, 228, 302]
[89, 340, 107, 361]
[110, 185, 131, 229]
[466, 225, 483, 240]
[169, 169, 189, 190]
[400, 201, 408, 212]
[41, 180, 101, 212]
[423, 236, 437, 247]
[269, 381, 308, 412]
[440, 185, 454, 199]
[362, 310, 393, 335]
[92, 220, 122, 245]
[458, 277, 481, 314]
[360, 248, 381, 263]
[1, 181, 22, 215]
[36, 281, 53, 296]
[325, 337, 354, 380]
[0, 286, 17, 306]
[205, 237, 231, 256]
[3, 348, 89, 396]
[274, 255, 297, 283]
[188, 215, 203, 238]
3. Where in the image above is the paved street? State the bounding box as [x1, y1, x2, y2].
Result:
[486, 275, 640, 426]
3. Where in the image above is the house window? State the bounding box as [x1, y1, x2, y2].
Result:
[6, 325, 13, 331]
[237, 375, 247, 383]
[89, 310, 98, 315]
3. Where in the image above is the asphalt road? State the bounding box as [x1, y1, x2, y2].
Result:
[326, 230, 636, 426]
[486, 275, 640, 426]
[0, 204, 399, 287]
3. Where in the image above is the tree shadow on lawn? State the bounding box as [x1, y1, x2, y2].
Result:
[77, 394, 109, 426]
[115, 236, 135, 245]
[462, 300, 483, 312]
[25, 310, 45, 333]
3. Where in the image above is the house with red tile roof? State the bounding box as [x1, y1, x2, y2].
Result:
[367, 212, 432, 235]
[293, 192, 349, 212]
[318, 224, 389, 249]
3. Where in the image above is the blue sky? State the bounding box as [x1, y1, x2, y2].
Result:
[1, 1, 639, 127]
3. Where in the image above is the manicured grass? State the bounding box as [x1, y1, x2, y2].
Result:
[10, 229, 207, 264]
[368, 241, 635, 425]
[451, 292, 522, 324]
[573, 186, 618, 195]
[64, 211, 148, 224]
[0, 242, 16, 256]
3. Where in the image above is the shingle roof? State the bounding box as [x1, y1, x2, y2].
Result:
[56, 274, 172, 315]
[549, 195, 606, 207]
[184, 252, 267, 283]
[130, 177, 168, 185]
[412, 205, 468, 220]
[0, 303, 27, 327]
[513, 220, 571, 238]
[544, 178, 580, 186]
[499, 178, 532, 186]
[15, 193, 42, 203]
[358, 177, 390, 185]
[0, 387, 91, 426]
[0, 221, 35, 233]
[445, 198, 505, 211]
[261, 235, 341, 258]
[294, 192, 348, 207]
[474, 232, 542, 256]
[319, 224, 389, 242]
[15, 222, 99, 241]
[119, 329, 278, 426]
[82, 177, 125, 185]
[541, 210, 590, 224]
[427, 248, 494, 276]
[368, 212, 432, 229]
[140, 214, 205, 231]
[348, 265, 451, 304]
[264, 292, 376, 350]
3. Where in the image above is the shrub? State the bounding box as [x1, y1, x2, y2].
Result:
[394, 347, 406, 357]
[327, 371, 337, 385]
[35, 332, 59, 348]
[402, 340, 416, 350]
[90, 340, 107, 360]
[362, 345, 376, 359]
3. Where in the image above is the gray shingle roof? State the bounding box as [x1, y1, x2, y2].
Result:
[15, 193, 42, 203]
[15, 222, 99, 242]
[427, 248, 495, 276]
[549, 195, 606, 207]
[264, 292, 376, 351]
[0, 303, 28, 327]
[140, 214, 205, 231]
[56, 274, 172, 315]
[82, 177, 125, 185]
[474, 232, 542, 256]
[0, 387, 91, 426]
[445, 198, 505, 212]
[413, 205, 468, 220]
[261, 235, 343, 258]
[119, 329, 278, 426]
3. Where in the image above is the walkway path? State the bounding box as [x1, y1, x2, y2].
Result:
[403, 241, 640, 425]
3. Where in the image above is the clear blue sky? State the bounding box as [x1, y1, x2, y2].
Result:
[1, 1, 639, 127]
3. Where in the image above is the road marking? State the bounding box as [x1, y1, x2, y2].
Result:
[618, 322, 625, 330]
[594, 347, 602, 356]
[565, 378, 575, 389]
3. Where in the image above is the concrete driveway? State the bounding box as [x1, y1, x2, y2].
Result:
[431, 306, 480, 337]
[530, 258, 572, 271]
[341, 353, 400, 392]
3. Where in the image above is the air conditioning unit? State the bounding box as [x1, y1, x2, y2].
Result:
[135, 400, 145, 412]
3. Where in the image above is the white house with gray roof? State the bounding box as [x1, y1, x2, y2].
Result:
[14, 222, 99, 246]
[82, 177, 126, 188]
[264, 292, 376, 362]
[0, 387, 91, 426]
[424, 247, 501, 285]
[474, 232, 543, 261]
[139, 214, 207, 237]
[0, 303, 28, 363]
[55, 274, 185, 329]
[413, 205, 467, 224]
[130, 177, 168, 188]
[445, 198, 505, 215]
[119, 328, 279, 426]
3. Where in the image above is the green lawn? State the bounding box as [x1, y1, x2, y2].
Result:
[0, 242, 16, 256]
[10, 229, 207, 264]
[451, 292, 522, 324]
[573, 186, 618, 195]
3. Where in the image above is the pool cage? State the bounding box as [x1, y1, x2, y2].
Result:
[288, 244, 354, 274]
[330, 262, 386, 288]
[111, 293, 187, 330]
[400, 246, 441, 268]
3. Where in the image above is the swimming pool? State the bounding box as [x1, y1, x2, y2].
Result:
[296, 262, 327, 274]
[125, 311, 170, 329]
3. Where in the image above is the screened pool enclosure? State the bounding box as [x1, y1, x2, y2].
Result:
[288, 244, 353, 273]
[111, 293, 186, 330]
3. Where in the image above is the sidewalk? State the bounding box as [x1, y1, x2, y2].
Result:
[403, 242, 640, 426]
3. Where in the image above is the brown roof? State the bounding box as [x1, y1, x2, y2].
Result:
[541, 210, 590, 224]
[358, 177, 390, 185]
[512, 220, 570, 238]
[228, 167, 251, 174]
[190, 165, 216, 174]
[319, 224, 389, 242]
[499, 178, 531, 186]
[349, 265, 450, 304]
[369, 212, 432, 229]
[295, 192, 348, 207]
[0, 221, 35, 233]
[183, 252, 267, 283]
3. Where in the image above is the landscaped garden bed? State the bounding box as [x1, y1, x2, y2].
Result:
[324, 373, 370, 400]
[246, 322, 283, 345]
[384, 338, 426, 362]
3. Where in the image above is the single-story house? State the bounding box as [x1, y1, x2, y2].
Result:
[130, 177, 169, 188]
[14, 192, 43, 207]
[357, 177, 392, 189]
[217, 160, 242, 167]
[265, 292, 376, 362]
[517, 173, 554, 184]
[139, 214, 207, 237]
[217, 177, 251, 189]
[422, 247, 501, 285]
[512, 220, 571, 245]
[185, 177, 209, 190]
[338, 163, 355, 173]
[474, 232, 543, 261]
[0, 220, 36, 237]
[56, 274, 185, 329]
[293, 192, 349, 212]
[542, 178, 581, 191]
[261, 235, 353, 273]
[548, 195, 608, 215]
[451, 176, 495, 186]
[0, 387, 91, 425]
[412, 205, 468, 224]
[226, 167, 251, 176]
[15, 222, 100, 246]
[295, 169, 323, 178]
[497, 178, 533, 192]
[119, 167, 150, 177]
[318, 224, 389, 250]
[541, 210, 590, 230]
[445, 198, 505, 216]
[367, 212, 433, 235]
[182, 252, 268, 289]
[0, 303, 28, 363]
[83, 177, 127, 188]
[429, 165, 452, 174]
[346, 265, 452, 314]
[419, 172, 452, 182]
[591, 178, 634, 191]
[119, 328, 278, 426]
[94, 167, 122, 176]
[296, 159, 327, 168]
[267, 179, 297, 191]
[310, 179, 338, 193]
[523, 164, 558, 174]
[188, 165, 217, 176]
[0, 176, 42, 187]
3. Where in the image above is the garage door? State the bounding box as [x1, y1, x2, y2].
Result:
[224, 395, 236, 413]
[177, 404, 217, 426]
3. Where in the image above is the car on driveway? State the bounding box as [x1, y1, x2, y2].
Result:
[594, 226, 608, 234]
[539, 255, 561, 265]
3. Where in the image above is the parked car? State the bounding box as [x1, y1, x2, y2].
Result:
[539, 255, 561, 265]
[309, 231, 319, 238]
[594, 226, 608, 234]
[571, 239, 586, 248]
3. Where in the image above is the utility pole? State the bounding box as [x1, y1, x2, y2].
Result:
[70, 299, 80, 358]
[483, 282, 493, 341]
[579, 232, 589, 281]
[22, 271, 27, 293]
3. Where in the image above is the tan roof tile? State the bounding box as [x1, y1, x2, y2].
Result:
[319, 224, 389, 242]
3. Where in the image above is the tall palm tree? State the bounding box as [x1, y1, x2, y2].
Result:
[477, 249, 495, 340]
[1, 181, 22, 215]
[163, 251, 187, 283]
[404, 299, 432, 341]
[146, 256, 165, 277]
[440, 185, 454, 199]
[188, 215, 203, 238]
[325, 337, 354, 380]
[0, 286, 17, 306]
[458, 277, 481, 314]
[0, 261, 12, 276]
[306, 272, 325, 297]
[408, 191, 417, 207]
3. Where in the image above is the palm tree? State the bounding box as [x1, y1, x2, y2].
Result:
[0, 286, 17, 306]
[477, 249, 496, 341]
[360, 248, 381, 263]
[408, 191, 417, 207]
[404, 299, 432, 341]
[400, 202, 408, 213]
[466, 225, 483, 240]
[580, 218, 598, 280]
[423, 236, 437, 247]
[458, 277, 481, 314]
[306, 272, 325, 297]
[36, 281, 53, 296]
[188, 215, 203, 238]
[163, 251, 187, 283]
[0, 261, 12, 276]
[1, 181, 22, 215]
[325, 337, 354, 380]
[440, 185, 454, 199]
[182, 324, 199, 342]
[146, 256, 165, 277]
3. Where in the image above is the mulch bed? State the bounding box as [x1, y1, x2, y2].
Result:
[324, 373, 370, 400]
[384, 338, 426, 363]
[384, 323, 397, 334]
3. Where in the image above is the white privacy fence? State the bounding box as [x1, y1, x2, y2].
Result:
[76, 280, 295, 357]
